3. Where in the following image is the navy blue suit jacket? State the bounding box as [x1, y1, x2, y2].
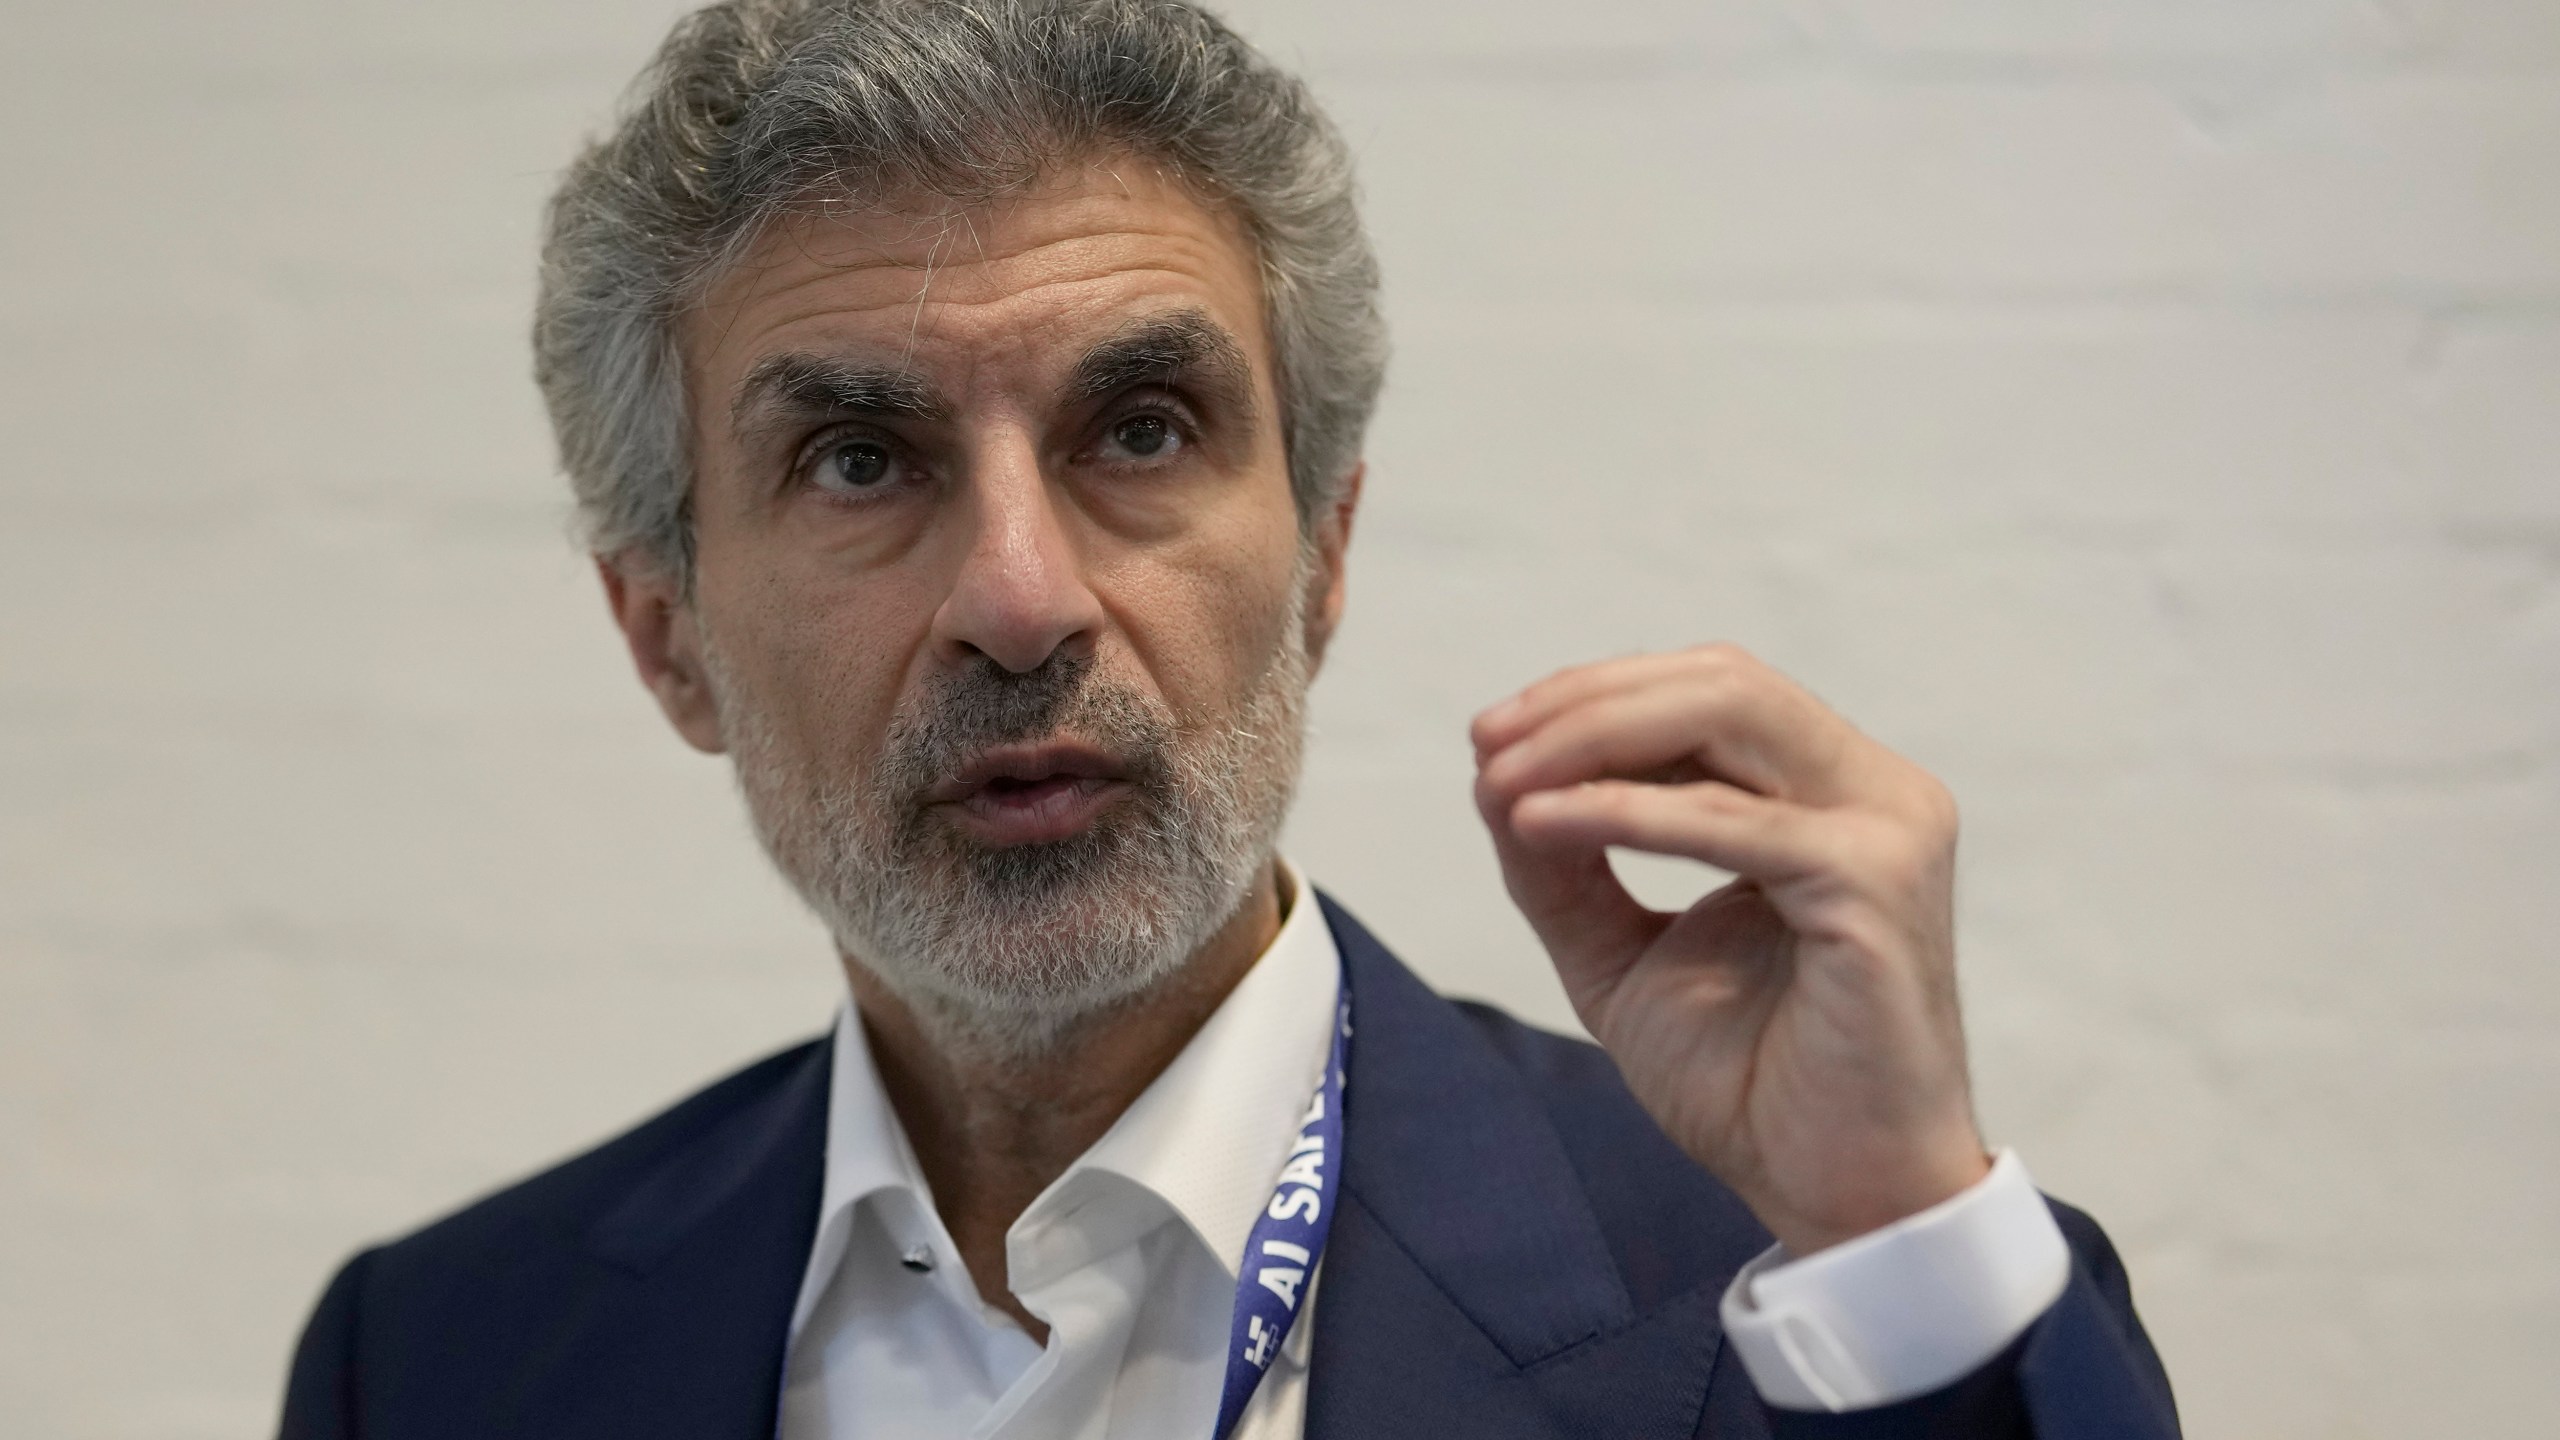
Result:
[281, 895, 2179, 1438]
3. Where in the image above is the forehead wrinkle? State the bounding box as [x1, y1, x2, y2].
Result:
[700, 247, 1252, 407]
[691, 175, 1278, 444]
[721, 262, 1264, 397]
[698, 170, 1254, 327]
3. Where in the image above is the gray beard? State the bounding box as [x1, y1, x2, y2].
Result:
[707, 574, 1312, 1062]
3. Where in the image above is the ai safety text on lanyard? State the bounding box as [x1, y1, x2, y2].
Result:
[1209, 978, 1350, 1440]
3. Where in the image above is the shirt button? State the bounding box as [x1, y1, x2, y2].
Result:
[899, 1245, 935, 1274]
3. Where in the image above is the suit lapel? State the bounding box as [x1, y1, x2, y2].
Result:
[472, 894, 1752, 1439]
[1305, 894, 1743, 1440]
[513, 1035, 832, 1440]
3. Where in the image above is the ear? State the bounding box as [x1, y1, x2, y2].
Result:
[596, 554, 728, 755]
[1302, 462, 1363, 671]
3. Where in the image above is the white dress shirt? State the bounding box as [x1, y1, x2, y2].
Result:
[778, 862, 1339, 1440]
[779, 862, 2074, 1436]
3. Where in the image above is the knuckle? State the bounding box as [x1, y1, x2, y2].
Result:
[1691, 780, 1750, 815]
[1682, 673, 1744, 722]
[1593, 780, 1645, 819]
[1839, 815, 1942, 893]
[1681, 661, 1761, 719]
[1910, 773, 1960, 834]
[1832, 821, 1900, 879]
[1684, 641, 1750, 674]
[1520, 663, 1583, 705]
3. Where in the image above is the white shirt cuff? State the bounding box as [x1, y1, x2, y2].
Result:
[1716, 1149, 2072, 1412]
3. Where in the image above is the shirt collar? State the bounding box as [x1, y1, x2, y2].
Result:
[1033, 858, 1340, 1284]
[804, 859, 1342, 1304]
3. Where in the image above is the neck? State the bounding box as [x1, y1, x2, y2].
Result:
[839, 861, 1288, 1339]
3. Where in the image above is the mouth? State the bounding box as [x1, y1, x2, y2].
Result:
[925, 742, 1137, 847]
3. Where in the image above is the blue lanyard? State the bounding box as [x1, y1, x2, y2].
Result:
[1210, 976, 1351, 1440]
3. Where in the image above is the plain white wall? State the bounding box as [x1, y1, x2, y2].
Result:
[4, 1, 2555, 1435]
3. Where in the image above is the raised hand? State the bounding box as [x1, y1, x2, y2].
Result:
[1472, 645, 1990, 1255]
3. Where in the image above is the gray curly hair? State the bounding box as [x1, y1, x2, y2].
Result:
[532, 0, 1386, 587]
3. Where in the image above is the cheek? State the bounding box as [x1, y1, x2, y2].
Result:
[703, 566, 927, 768]
[1108, 522, 1303, 722]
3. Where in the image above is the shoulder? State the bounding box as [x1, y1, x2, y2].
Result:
[348, 1035, 825, 1292]
[1441, 995, 1624, 1104]
[1442, 997, 1774, 1294]
[282, 1038, 832, 1435]
[1322, 890, 1769, 1262]
[1320, 884, 1772, 1311]
[1447, 995, 2140, 1322]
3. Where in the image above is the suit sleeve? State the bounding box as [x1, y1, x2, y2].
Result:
[278, 1249, 375, 1440]
[1762, 1202, 2180, 1440]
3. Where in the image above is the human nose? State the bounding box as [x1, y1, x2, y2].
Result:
[927, 436, 1105, 674]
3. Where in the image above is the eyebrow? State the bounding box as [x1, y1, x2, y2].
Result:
[725, 309, 1259, 446]
[1065, 310, 1259, 423]
[730, 353, 948, 443]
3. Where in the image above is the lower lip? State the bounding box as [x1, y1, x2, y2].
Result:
[938, 777, 1131, 847]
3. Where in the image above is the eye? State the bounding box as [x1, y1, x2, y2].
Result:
[808, 436, 907, 496]
[1098, 411, 1184, 463]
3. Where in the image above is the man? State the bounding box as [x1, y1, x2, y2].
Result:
[280, 1, 2178, 1436]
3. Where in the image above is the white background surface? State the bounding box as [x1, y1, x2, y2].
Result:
[4, 2, 2555, 1435]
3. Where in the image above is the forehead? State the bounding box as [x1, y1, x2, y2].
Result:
[683, 157, 1272, 405]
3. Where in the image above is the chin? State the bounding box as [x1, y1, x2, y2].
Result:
[821, 817, 1270, 1056]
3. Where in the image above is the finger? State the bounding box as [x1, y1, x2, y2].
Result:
[1474, 771, 1663, 978]
[1482, 672, 1858, 809]
[1509, 779, 1834, 887]
[1471, 649, 1720, 759]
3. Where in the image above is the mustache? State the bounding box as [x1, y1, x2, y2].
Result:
[875, 652, 1176, 799]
